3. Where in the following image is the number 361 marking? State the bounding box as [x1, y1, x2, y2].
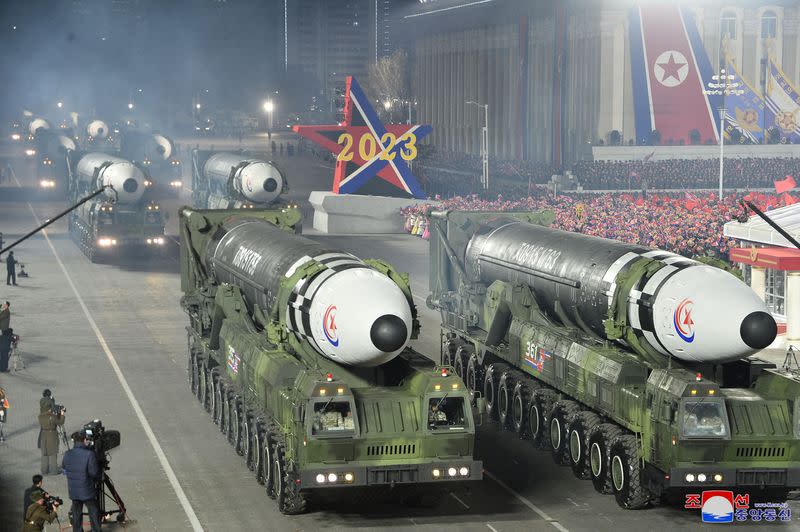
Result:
[337, 132, 418, 162]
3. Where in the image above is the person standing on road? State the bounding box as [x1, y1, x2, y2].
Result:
[0, 301, 10, 333]
[38, 402, 64, 475]
[22, 475, 43, 518]
[7, 251, 17, 285]
[62, 431, 101, 531]
[0, 330, 12, 372]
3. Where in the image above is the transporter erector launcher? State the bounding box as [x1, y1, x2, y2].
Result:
[191, 150, 287, 209]
[198, 213, 412, 366]
[462, 217, 776, 364]
[75, 153, 146, 204]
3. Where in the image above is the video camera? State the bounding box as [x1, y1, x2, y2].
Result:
[43, 494, 63, 512]
[50, 403, 65, 416]
[82, 419, 120, 470]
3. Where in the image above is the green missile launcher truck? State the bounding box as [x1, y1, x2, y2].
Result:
[180, 207, 481, 514]
[427, 210, 800, 510]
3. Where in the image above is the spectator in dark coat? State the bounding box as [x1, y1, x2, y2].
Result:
[22, 474, 43, 518]
[0, 301, 9, 332]
[6, 251, 16, 285]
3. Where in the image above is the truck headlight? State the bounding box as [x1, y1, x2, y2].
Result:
[432, 468, 441, 478]
[344, 473, 354, 482]
[697, 473, 707, 482]
[714, 474, 723, 482]
[315, 474, 326, 484]
[327, 473, 337, 483]
[459, 467, 469, 477]
[685, 474, 695, 482]
[448, 467, 457, 477]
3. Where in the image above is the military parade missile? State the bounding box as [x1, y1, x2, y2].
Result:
[120, 130, 174, 162]
[190, 212, 412, 366]
[86, 119, 109, 139]
[464, 219, 777, 363]
[75, 153, 146, 204]
[203, 152, 285, 205]
[28, 117, 51, 136]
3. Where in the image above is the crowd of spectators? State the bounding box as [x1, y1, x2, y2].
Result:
[402, 191, 795, 259]
[416, 147, 800, 193]
[573, 157, 800, 190]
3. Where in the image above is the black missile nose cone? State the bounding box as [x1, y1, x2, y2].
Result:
[264, 178, 277, 192]
[740, 311, 777, 349]
[122, 178, 138, 193]
[370, 314, 408, 353]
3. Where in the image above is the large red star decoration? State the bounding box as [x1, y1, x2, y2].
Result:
[293, 76, 431, 198]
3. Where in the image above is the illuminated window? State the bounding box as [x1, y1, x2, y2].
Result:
[761, 10, 777, 39]
[765, 268, 786, 316]
[721, 12, 737, 40]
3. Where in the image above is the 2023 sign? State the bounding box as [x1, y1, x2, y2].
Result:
[336, 132, 418, 162]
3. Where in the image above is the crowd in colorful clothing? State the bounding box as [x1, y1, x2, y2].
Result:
[402, 191, 795, 259]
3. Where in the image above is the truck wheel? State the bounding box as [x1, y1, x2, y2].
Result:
[229, 399, 242, 451]
[240, 413, 251, 459]
[549, 400, 579, 466]
[588, 423, 623, 494]
[466, 353, 483, 396]
[247, 420, 259, 472]
[528, 390, 550, 449]
[274, 444, 307, 515]
[213, 379, 224, 426]
[190, 353, 199, 396]
[442, 335, 459, 366]
[568, 411, 601, 479]
[511, 381, 533, 437]
[198, 363, 208, 409]
[263, 433, 276, 498]
[498, 371, 522, 430]
[609, 434, 651, 509]
[453, 346, 469, 380]
[483, 363, 509, 420]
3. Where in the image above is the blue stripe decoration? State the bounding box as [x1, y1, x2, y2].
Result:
[681, 6, 723, 138]
[628, 6, 652, 144]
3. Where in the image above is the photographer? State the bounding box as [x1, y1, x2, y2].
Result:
[62, 431, 101, 531]
[22, 475, 43, 518]
[22, 489, 60, 532]
[37, 398, 64, 475]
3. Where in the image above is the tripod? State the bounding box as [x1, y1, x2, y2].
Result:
[8, 342, 24, 372]
[70, 471, 127, 527]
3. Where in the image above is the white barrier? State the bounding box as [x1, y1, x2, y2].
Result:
[308, 191, 434, 234]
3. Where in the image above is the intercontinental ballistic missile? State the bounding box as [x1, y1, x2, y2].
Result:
[203, 152, 285, 205]
[28, 118, 51, 136]
[86, 119, 109, 139]
[463, 218, 776, 363]
[75, 153, 146, 204]
[188, 211, 412, 366]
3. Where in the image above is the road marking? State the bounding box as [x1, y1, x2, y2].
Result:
[483, 469, 569, 532]
[486, 524, 499, 532]
[23, 199, 204, 532]
[450, 491, 470, 509]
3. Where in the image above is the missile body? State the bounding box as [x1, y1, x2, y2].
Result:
[464, 220, 776, 363]
[203, 216, 412, 366]
[86, 120, 109, 139]
[75, 153, 145, 204]
[203, 152, 285, 205]
[28, 118, 50, 136]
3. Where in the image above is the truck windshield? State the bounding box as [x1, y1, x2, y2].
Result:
[311, 400, 355, 436]
[427, 396, 468, 431]
[681, 400, 729, 438]
[145, 212, 162, 224]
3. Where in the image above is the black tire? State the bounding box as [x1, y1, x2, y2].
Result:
[247, 420, 259, 472]
[549, 400, 580, 465]
[498, 371, 523, 430]
[264, 433, 276, 498]
[528, 389, 552, 450]
[588, 423, 623, 494]
[453, 346, 469, 380]
[511, 381, 533, 437]
[466, 353, 483, 396]
[483, 363, 509, 420]
[189, 352, 199, 396]
[229, 398, 242, 451]
[609, 434, 651, 509]
[241, 413, 251, 459]
[568, 411, 602, 479]
[212, 379, 224, 426]
[442, 336, 458, 366]
[274, 443, 307, 515]
[198, 363, 209, 410]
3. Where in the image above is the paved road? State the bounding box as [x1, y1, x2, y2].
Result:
[0, 140, 797, 531]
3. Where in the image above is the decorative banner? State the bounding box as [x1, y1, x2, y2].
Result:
[765, 58, 800, 143]
[293, 76, 431, 199]
[629, 5, 722, 144]
[723, 58, 766, 144]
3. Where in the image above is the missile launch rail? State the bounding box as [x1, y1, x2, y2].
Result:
[180, 207, 481, 515]
[427, 210, 800, 509]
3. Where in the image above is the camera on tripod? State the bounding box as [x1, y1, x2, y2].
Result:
[43, 494, 63, 512]
[83, 419, 120, 469]
[50, 403, 65, 416]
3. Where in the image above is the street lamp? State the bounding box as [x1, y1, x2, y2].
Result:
[466, 100, 489, 190]
[703, 68, 744, 200]
[263, 100, 275, 139]
[56, 101, 63, 109]
[128, 102, 134, 110]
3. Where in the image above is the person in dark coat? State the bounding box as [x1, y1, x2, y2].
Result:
[0, 301, 10, 333]
[38, 402, 64, 475]
[22, 475, 43, 518]
[22, 489, 60, 532]
[0, 327, 12, 372]
[6, 251, 17, 285]
[62, 432, 101, 531]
